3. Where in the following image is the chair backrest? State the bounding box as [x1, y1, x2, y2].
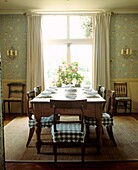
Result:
[114, 82, 128, 97]
[7, 82, 25, 99]
[50, 99, 87, 132]
[26, 90, 35, 118]
[34, 85, 41, 96]
[98, 85, 106, 99]
[104, 90, 115, 117]
[98, 85, 106, 111]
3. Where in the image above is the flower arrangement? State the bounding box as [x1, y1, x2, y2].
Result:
[55, 62, 84, 87]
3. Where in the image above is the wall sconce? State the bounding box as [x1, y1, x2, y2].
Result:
[121, 46, 132, 58]
[6, 47, 17, 58]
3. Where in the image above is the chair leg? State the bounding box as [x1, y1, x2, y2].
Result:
[95, 126, 102, 154]
[106, 125, 117, 146]
[102, 126, 104, 134]
[115, 101, 118, 115]
[53, 143, 57, 163]
[81, 143, 85, 162]
[124, 101, 127, 115]
[21, 101, 24, 115]
[130, 100, 132, 114]
[26, 127, 35, 147]
[36, 125, 42, 154]
[3, 101, 5, 119]
[8, 101, 10, 117]
[86, 124, 90, 140]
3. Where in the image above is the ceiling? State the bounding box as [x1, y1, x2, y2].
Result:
[0, 0, 138, 14]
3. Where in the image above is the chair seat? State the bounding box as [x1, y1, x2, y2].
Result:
[28, 115, 54, 128]
[51, 123, 86, 143]
[85, 116, 96, 126]
[115, 97, 131, 101]
[85, 113, 113, 126]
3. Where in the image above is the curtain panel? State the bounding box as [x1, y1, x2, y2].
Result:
[26, 15, 44, 91]
[93, 12, 111, 90]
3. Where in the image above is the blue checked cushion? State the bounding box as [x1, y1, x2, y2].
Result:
[28, 115, 54, 128]
[85, 113, 113, 126]
[51, 123, 86, 143]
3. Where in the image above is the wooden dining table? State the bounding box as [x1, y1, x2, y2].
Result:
[31, 87, 106, 154]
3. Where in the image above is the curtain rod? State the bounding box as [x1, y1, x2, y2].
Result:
[24, 9, 107, 16]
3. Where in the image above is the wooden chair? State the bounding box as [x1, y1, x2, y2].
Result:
[26, 90, 35, 147]
[85, 85, 106, 137]
[114, 82, 132, 115]
[26, 89, 54, 147]
[85, 89, 117, 147]
[3, 82, 25, 117]
[50, 99, 87, 163]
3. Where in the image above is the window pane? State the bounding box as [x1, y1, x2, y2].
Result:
[70, 45, 92, 85]
[41, 15, 94, 88]
[42, 16, 67, 39]
[70, 16, 93, 39]
[43, 45, 66, 87]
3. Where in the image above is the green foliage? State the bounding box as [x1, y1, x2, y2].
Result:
[81, 16, 93, 38]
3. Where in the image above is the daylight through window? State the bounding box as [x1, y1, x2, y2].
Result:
[41, 15, 95, 87]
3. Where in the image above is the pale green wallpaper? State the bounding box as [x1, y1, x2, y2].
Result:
[0, 14, 27, 80]
[0, 68, 5, 169]
[111, 14, 138, 79]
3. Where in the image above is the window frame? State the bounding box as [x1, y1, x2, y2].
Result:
[41, 14, 95, 87]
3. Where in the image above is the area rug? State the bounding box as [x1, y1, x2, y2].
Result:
[4, 116, 138, 162]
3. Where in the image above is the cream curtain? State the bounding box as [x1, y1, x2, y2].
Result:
[93, 12, 111, 90]
[26, 15, 44, 91]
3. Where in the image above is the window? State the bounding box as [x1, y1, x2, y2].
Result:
[41, 15, 94, 87]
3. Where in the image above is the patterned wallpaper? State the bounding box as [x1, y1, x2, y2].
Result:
[111, 14, 138, 79]
[0, 14, 138, 80]
[0, 66, 4, 169]
[0, 14, 27, 80]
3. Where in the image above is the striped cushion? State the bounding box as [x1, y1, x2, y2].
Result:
[51, 123, 86, 143]
[28, 115, 54, 128]
[85, 113, 113, 126]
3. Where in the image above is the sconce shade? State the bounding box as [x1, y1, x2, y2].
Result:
[7, 47, 17, 57]
[121, 46, 132, 57]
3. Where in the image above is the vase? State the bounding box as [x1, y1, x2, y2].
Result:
[56, 82, 62, 87]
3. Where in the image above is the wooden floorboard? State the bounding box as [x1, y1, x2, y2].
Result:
[5, 161, 138, 170]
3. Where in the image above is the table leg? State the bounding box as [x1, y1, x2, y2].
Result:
[95, 103, 102, 153]
[36, 122, 42, 154]
[96, 124, 102, 153]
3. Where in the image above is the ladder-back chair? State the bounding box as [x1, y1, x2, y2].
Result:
[3, 82, 25, 117]
[85, 89, 117, 147]
[26, 89, 54, 148]
[50, 99, 87, 163]
[114, 82, 132, 115]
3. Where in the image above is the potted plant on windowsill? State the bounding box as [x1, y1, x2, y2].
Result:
[55, 61, 84, 87]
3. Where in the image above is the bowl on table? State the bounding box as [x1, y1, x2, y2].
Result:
[65, 88, 77, 94]
[45, 87, 57, 93]
[65, 94, 77, 99]
[86, 90, 98, 96]
[41, 91, 52, 96]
